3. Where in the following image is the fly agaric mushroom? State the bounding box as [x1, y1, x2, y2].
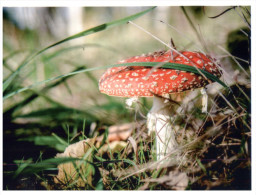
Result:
[99, 50, 222, 160]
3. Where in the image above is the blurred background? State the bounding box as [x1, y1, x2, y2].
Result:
[3, 6, 251, 190]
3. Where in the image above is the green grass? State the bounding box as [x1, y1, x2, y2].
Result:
[3, 6, 251, 190]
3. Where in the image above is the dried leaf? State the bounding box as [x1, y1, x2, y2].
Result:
[98, 141, 127, 155]
[128, 137, 138, 162]
[97, 123, 134, 142]
[54, 138, 96, 187]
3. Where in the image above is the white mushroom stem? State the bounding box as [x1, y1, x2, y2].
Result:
[201, 88, 208, 113]
[147, 96, 178, 160]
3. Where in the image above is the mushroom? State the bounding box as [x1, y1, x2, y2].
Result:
[99, 50, 222, 161]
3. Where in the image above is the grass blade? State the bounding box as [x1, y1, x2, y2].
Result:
[3, 7, 156, 93]
[181, 6, 205, 51]
[14, 157, 80, 177]
[116, 62, 228, 88]
[207, 6, 236, 19]
[3, 61, 227, 100]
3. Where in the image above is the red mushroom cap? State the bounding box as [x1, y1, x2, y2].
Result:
[99, 50, 221, 97]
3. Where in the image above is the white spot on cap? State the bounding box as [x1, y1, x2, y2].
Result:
[197, 60, 202, 64]
[152, 82, 158, 87]
[132, 72, 139, 76]
[181, 77, 188, 83]
[170, 75, 178, 80]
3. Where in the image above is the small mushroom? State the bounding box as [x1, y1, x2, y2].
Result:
[99, 50, 222, 160]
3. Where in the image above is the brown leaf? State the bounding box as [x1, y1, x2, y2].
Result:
[128, 137, 138, 162]
[97, 123, 134, 143]
[98, 141, 127, 155]
[54, 138, 96, 187]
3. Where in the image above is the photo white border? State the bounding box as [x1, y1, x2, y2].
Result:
[0, 0, 255, 7]
[1, 0, 255, 194]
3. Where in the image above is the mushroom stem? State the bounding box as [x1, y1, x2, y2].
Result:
[147, 96, 178, 160]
